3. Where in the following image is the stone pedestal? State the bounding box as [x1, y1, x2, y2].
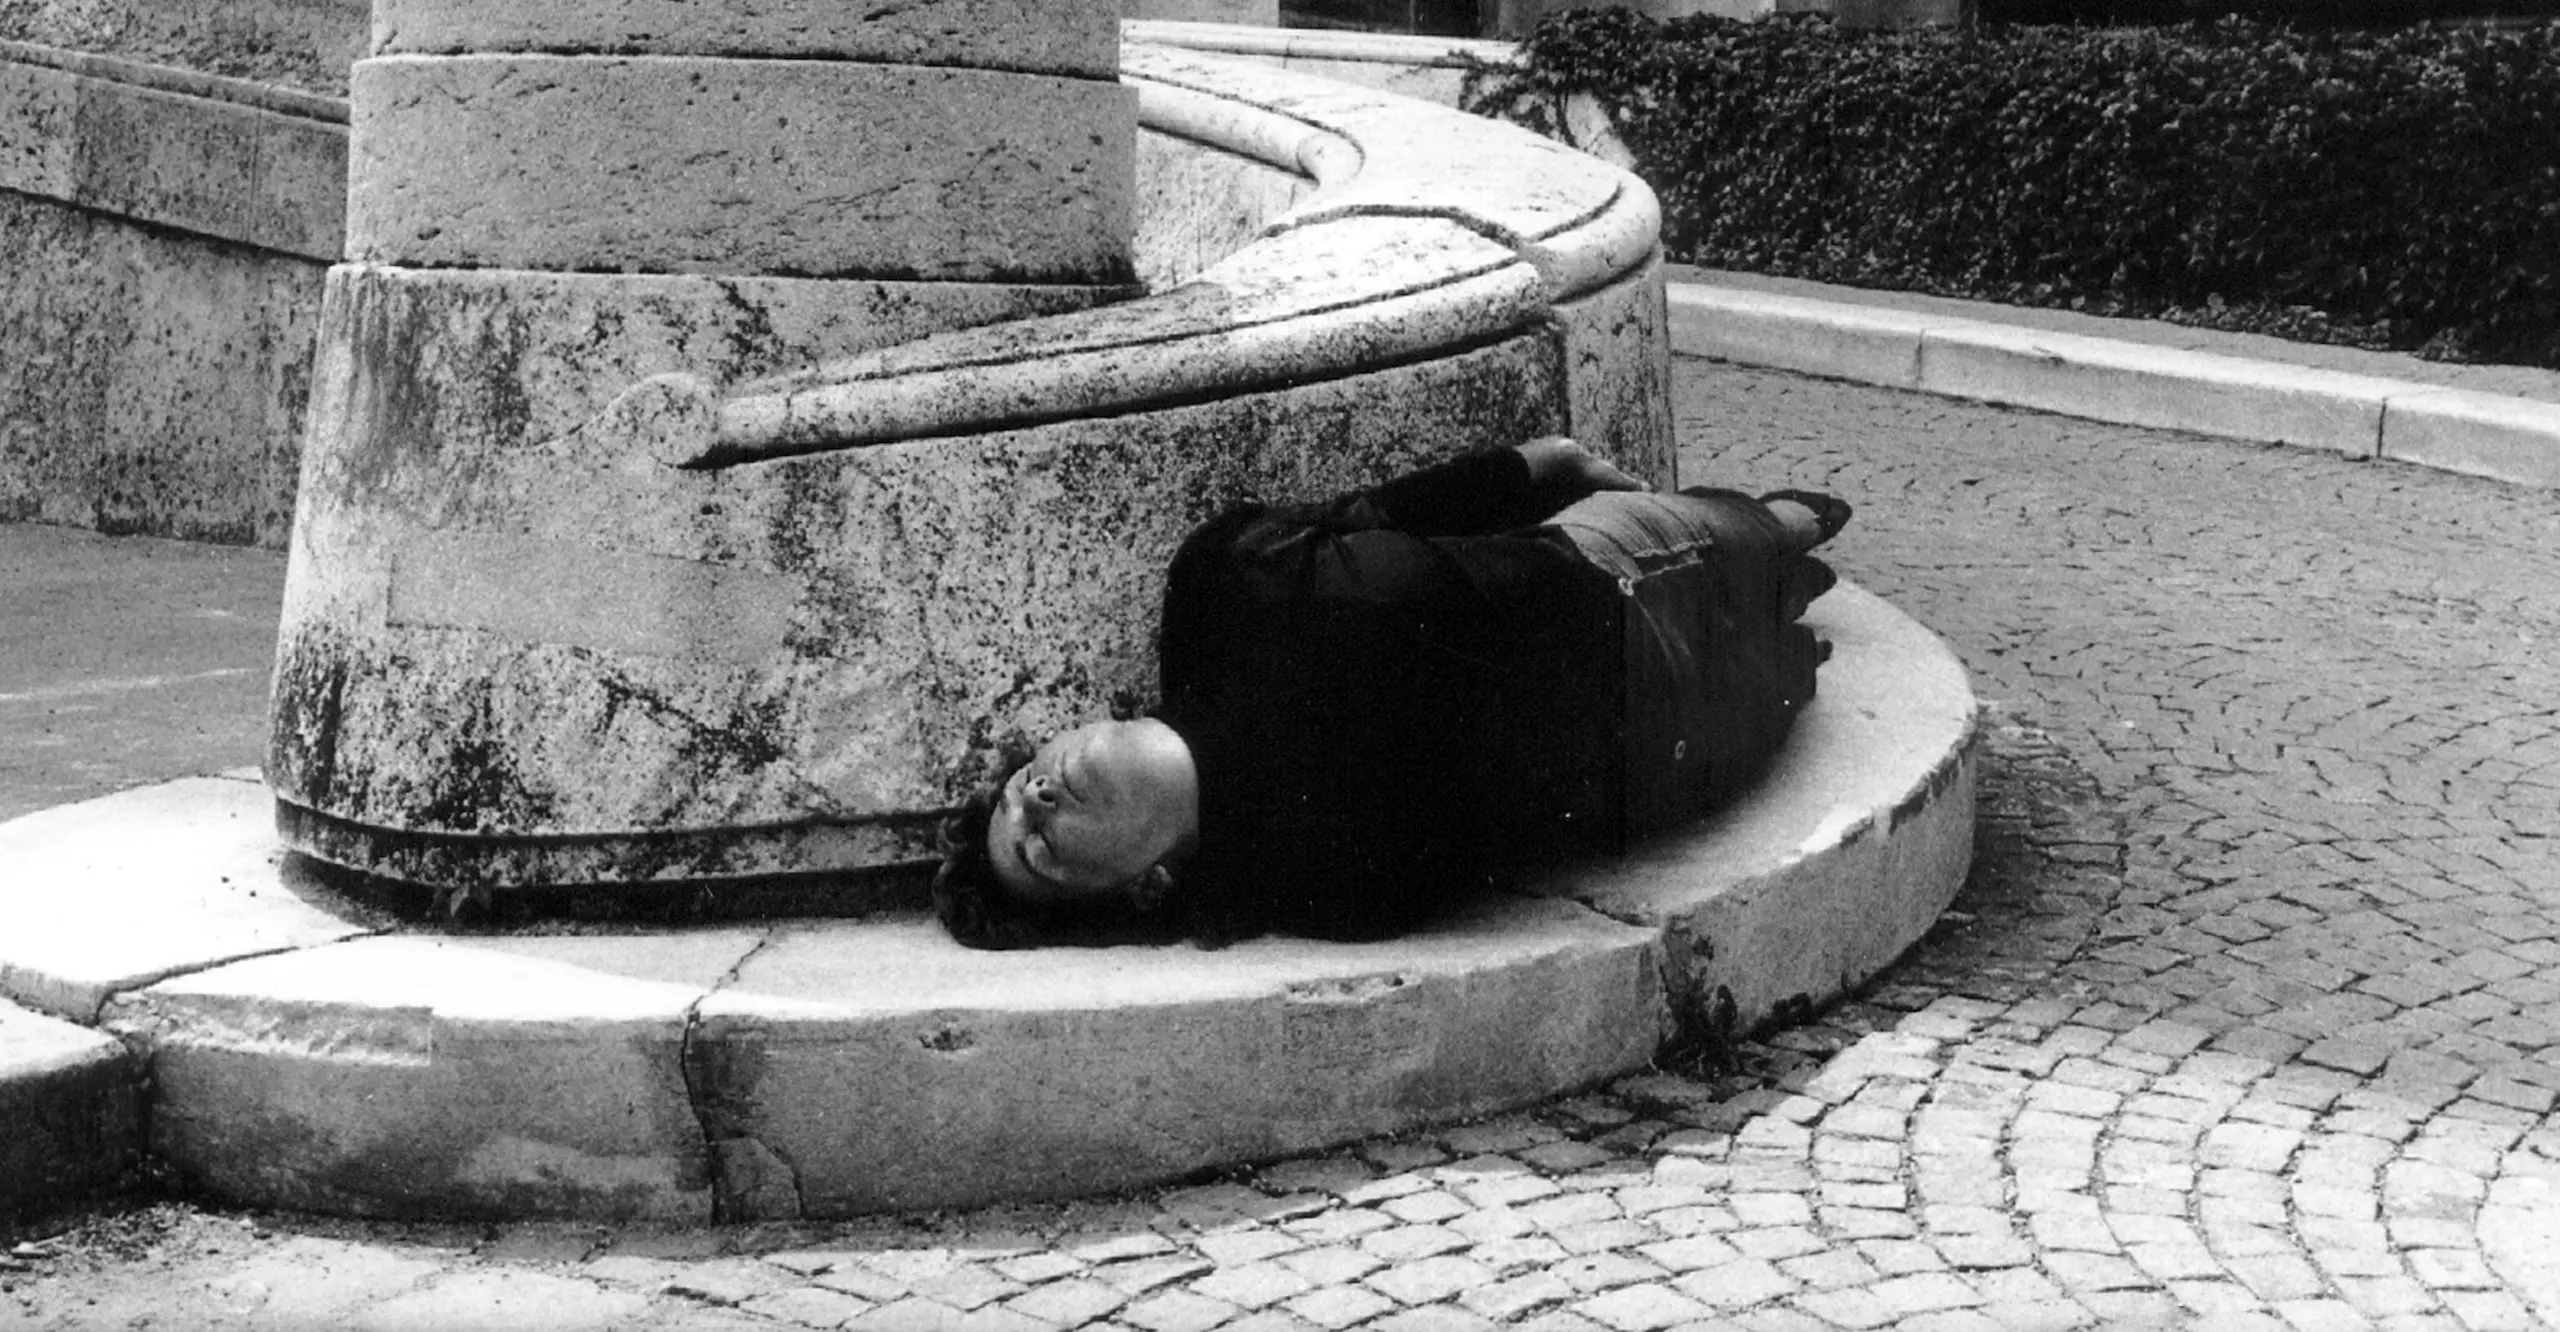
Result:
[271, 0, 1139, 887]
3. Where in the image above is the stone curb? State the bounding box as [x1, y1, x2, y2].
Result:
[0, 997, 143, 1221]
[0, 582, 1974, 1223]
[1667, 283, 2560, 491]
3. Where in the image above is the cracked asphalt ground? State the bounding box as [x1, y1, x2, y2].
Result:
[7, 357, 2558, 1331]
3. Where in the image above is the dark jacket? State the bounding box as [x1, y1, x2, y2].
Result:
[1158, 449, 1822, 943]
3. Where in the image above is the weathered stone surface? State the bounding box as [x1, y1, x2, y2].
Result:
[0, 52, 345, 259]
[1125, 44, 1648, 299]
[105, 932, 761, 1219]
[271, 328, 1568, 884]
[0, 996, 141, 1216]
[1553, 250, 1676, 487]
[281, 263, 1116, 493]
[691, 898, 1669, 1216]
[0, 0, 365, 97]
[1132, 123, 1310, 291]
[348, 55, 1137, 281]
[2480, 1172, 2560, 1328]
[2379, 386, 2560, 490]
[1522, 584, 1979, 1040]
[1667, 285, 1933, 390]
[709, 216, 1543, 458]
[0, 777, 371, 1021]
[373, 0, 1120, 76]
[0, 189, 323, 546]
[1919, 323, 2392, 459]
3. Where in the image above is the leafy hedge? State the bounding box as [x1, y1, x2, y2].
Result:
[1461, 10, 2560, 365]
[1982, 0, 2560, 25]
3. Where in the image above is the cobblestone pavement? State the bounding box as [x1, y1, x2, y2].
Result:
[7, 359, 2559, 1331]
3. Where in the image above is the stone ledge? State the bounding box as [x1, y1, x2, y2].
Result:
[2380, 387, 2560, 490]
[0, 41, 344, 259]
[0, 37, 345, 122]
[0, 777, 373, 1023]
[1526, 582, 1977, 1040]
[371, 0, 1121, 77]
[1670, 283, 2560, 490]
[8, 579, 1975, 1220]
[1122, 20, 1512, 68]
[0, 997, 142, 1219]
[690, 901, 1668, 1218]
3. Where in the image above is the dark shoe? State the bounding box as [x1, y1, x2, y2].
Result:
[1759, 490, 1852, 547]
[1782, 553, 1838, 622]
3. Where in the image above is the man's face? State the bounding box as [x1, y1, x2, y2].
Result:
[986, 719, 1197, 905]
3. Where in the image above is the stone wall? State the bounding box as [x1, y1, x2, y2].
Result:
[0, 193, 318, 545]
[0, 44, 342, 546]
[0, 0, 364, 95]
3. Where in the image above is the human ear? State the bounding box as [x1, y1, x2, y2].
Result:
[1128, 863, 1176, 912]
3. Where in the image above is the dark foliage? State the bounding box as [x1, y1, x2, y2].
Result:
[1462, 9, 2560, 365]
[1983, 0, 2560, 28]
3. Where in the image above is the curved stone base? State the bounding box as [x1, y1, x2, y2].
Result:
[0, 582, 1974, 1221]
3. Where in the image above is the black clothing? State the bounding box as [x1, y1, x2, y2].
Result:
[1156, 450, 1828, 944]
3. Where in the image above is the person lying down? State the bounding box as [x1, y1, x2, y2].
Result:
[935, 436, 1849, 949]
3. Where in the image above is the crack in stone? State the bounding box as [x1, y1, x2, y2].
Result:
[676, 928, 804, 1223]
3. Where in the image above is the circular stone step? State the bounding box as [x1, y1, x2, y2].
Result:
[0, 582, 1975, 1221]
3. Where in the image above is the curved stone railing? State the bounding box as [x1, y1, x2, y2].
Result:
[659, 45, 1668, 470]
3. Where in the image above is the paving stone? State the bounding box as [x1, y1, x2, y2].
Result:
[1550, 1251, 1669, 1295]
[1776, 1247, 1880, 1288]
[668, 1257, 797, 1305]
[1790, 1286, 1902, 1329]
[741, 1286, 879, 1328]
[1069, 1234, 1180, 1266]
[1273, 1246, 1383, 1286]
[347, 1269, 653, 1331]
[1194, 1229, 1304, 1267]
[1280, 1282, 1396, 1329]
[1461, 1268, 1579, 1321]
[1383, 1190, 1477, 1225]
[1361, 1225, 1470, 1263]
[2041, 1251, 2151, 1293]
[1727, 1226, 1827, 1261]
[1638, 1234, 1743, 1273]
[1119, 1289, 1243, 1332]
[1365, 1306, 1501, 1332]
[1096, 1255, 1213, 1294]
[1672, 1257, 1799, 1309]
[1573, 1282, 1716, 1331]
[1189, 1262, 1312, 1310]
[1004, 1277, 1127, 1325]
[1365, 1253, 1499, 1304]
[905, 1265, 1022, 1311]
